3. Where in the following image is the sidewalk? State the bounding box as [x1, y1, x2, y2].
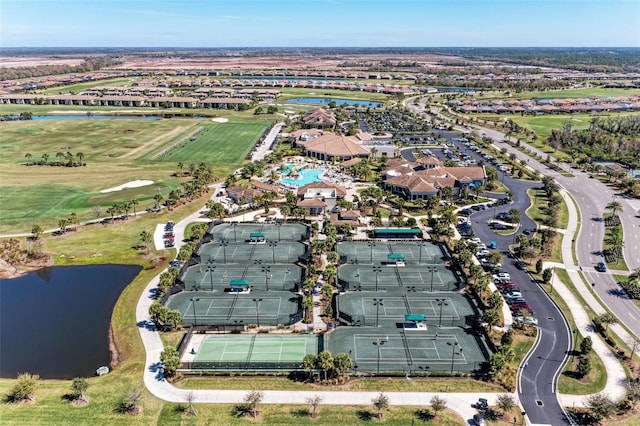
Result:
[553, 189, 629, 407]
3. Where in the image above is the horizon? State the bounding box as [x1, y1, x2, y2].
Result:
[2, 0, 639, 48]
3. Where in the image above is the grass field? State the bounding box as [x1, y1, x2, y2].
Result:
[0, 118, 264, 233]
[141, 121, 268, 164]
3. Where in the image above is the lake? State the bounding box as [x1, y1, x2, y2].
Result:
[0, 264, 141, 379]
[284, 97, 384, 107]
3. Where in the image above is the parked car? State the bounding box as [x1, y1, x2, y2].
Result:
[473, 413, 486, 426]
[515, 261, 527, 270]
[514, 316, 539, 326]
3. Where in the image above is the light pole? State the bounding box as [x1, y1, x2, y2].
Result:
[189, 297, 200, 327]
[368, 241, 376, 264]
[373, 298, 384, 327]
[373, 266, 382, 292]
[437, 299, 449, 327]
[450, 342, 460, 374]
[253, 298, 263, 327]
[417, 242, 426, 265]
[205, 265, 216, 291]
[262, 265, 271, 291]
[276, 223, 281, 241]
[426, 266, 437, 292]
[232, 223, 237, 242]
[221, 240, 228, 264]
[374, 337, 388, 374]
[268, 241, 278, 264]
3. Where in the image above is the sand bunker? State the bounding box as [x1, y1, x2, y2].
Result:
[100, 180, 154, 193]
[211, 117, 229, 123]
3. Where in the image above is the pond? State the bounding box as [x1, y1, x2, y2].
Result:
[284, 97, 384, 107]
[0, 264, 141, 379]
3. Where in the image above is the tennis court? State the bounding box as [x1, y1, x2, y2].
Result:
[337, 264, 459, 292]
[198, 240, 306, 264]
[182, 334, 321, 370]
[209, 223, 308, 243]
[165, 290, 301, 326]
[337, 293, 475, 327]
[180, 263, 301, 292]
[326, 328, 488, 373]
[337, 241, 443, 265]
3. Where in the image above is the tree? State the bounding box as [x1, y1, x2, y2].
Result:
[6, 372, 39, 402]
[116, 388, 143, 414]
[317, 350, 334, 381]
[429, 395, 447, 419]
[139, 230, 152, 253]
[488, 291, 503, 310]
[535, 258, 543, 274]
[585, 393, 616, 422]
[605, 200, 623, 217]
[333, 352, 353, 378]
[577, 356, 591, 378]
[483, 308, 499, 330]
[131, 199, 139, 216]
[160, 347, 182, 378]
[496, 394, 515, 415]
[70, 377, 89, 402]
[185, 391, 197, 416]
[31, 224, 44, 240]
[306, 394, 322, 418]
[596, 313, 618, 331]
[489, 353, 507, 372]
[302, 296, 313, 323]
[501, 329, 514, 346]
[243, 390, 263, 418]
[372, 392, 389, 421]
[580, 336, 593, 354]
[542, 268, 553, 284]
[302, 353, 318, 380]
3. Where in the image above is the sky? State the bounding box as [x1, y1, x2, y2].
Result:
[1, 0, 639, 48]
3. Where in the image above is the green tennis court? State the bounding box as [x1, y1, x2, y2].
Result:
[194, 334, 318, 363]
[165, 291, 301, 326]
[337, 241, 443, 265]
[198, 240, 306, 264]
[337, 292, 476, 327]
[337, 264, 459, 292]
[209, 223, 308, 242]
[326, 328, 488, 373]
[180, 263, 301, 292]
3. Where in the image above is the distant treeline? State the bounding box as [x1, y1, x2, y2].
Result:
[0, 57, 123, 81]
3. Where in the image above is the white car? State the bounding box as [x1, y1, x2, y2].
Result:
[514, 316, 538, 326]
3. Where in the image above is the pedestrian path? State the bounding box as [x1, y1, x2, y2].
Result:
[553, 189, 629, 407]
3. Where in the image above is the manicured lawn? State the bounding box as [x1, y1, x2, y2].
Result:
[542, 269, 608, 395]
[178, 376, 506, 393]
[145, 121, 268, 164]
[156, 404, 466, 426]
[512, 87, 640, 99]
[526, 188, 569, 230]
[0, 117, 263, 233]
[41, 77, 133, 95]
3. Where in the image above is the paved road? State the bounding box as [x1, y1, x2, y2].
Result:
[476, 126, 640, 338]
[406, 98, 640, 338]
[468, 184, 572, 425]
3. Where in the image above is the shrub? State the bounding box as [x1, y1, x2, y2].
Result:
[5, 373, 39, 403]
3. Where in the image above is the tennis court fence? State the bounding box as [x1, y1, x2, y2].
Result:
[181, 360, 303, 371]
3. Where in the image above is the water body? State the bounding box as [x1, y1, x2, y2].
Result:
[435, 87, 477, 93]
[284, 97, 384, 107]
[0, 264, 141, 379]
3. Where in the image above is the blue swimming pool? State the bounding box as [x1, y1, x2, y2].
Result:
[279, 164, 324, 187]
[284, 97, 384, 107]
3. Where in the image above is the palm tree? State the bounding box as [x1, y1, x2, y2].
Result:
[629, 267, 640, 283]
[302, 296, 313, 323]
[605, 200, 623, 217]
[24, 152, 33, 165]
[607, 231, 624, 259]
[131, 199, 139, 216]
[41, 153, 49, 165]
[317, 350, 334, 381]
[76, 152, 84, 166]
